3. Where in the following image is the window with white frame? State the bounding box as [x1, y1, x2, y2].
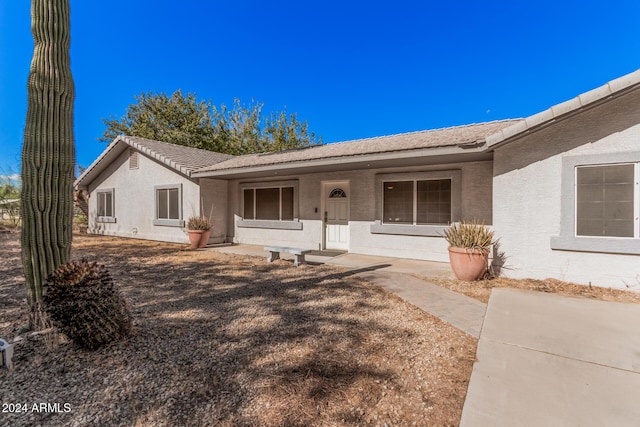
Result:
[243, 186, 294, 221]
[383, 179, 452, 225]
[154, 184, 182, 226]
[575, 163, 637, 238]
[96, 189, 115, 222]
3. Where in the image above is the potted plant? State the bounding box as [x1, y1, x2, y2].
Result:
[443, 221, 496, 281]
[186, 216, 212, 249]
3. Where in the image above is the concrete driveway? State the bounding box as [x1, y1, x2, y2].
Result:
[461, 288, 640, 426]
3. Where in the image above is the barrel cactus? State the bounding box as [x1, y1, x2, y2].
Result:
[44, 260, 131, 350]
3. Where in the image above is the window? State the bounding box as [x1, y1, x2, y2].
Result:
[383, 179, 452, 225]
[154, 185, 183, 227]
[576, 164, 635, 237]
[96, 189, 115, 222]
[243, 186, 294, 221]
[237, 180, 301, 230]
[551, 153, 640, 255]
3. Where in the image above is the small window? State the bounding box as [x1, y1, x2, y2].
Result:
[129, 149, 139, 169]
[154, 185, 182, 226]
[576, 164, 635, 237]
[96, 189, 115, 222]
[329, 188, 347, 198]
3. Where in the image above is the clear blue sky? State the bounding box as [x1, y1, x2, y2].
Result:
[1, 0, 639, 176]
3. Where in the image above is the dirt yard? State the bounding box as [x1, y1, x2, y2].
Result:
[0, 233, 476, 426]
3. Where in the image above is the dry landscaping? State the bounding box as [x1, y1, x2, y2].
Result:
[3, 231, 637, 426]
[429, 275, 640, 304]
[0, 233, 476, 426]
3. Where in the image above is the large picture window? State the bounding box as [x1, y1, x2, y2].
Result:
[154, 184, 183, 227]
[243, 186, 294, 221]
[383, 179, 452, 225]
[96, 189, 115, 222]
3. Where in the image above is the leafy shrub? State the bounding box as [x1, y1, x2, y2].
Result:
[443, 221, 495, 252]
[44, 259, 131, 350]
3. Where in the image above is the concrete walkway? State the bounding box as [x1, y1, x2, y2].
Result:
[461, 288, 640, 426]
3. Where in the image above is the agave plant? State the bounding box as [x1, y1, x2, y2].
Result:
[187, 215, 212, 231]
[443, 220, 495, 252]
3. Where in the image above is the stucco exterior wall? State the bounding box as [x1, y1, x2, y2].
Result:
[227, 160, 493, 261]
[87, 149, 199, 243]
[493, 88, 640, 290]
[199, 178, 228, 243]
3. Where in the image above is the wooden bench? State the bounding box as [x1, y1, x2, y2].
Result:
[264, 246, 312, 267]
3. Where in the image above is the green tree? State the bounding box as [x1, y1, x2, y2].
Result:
[264, 108, 321, 152]
[100, 90, 219, 151]
[101, 92, 322, 155]
[21, 0, 75, 330]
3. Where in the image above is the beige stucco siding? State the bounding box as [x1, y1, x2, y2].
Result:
[87, 149, 199, 243]
[199, 178, 229, 243]
[493, 88, 640, 290]
[228, 161, 493, 261]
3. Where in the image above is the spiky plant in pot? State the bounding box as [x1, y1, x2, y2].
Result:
[444, 221, 496, 281]
[44, 260, 131, 350]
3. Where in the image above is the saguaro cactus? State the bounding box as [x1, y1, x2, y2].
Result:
[21, 0, 75, 329]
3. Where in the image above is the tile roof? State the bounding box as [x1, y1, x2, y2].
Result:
[75, 135, 234, 189]
[196, 119, 522, 173]
[123, 136, 234, 174]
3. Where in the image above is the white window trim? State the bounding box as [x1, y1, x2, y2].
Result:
[96, 188, 116, 223]
[551, 152, 640, 255]
[237, 180, 301, 230]
[153, 184, 184, 227]
[372, 170, 461, 237]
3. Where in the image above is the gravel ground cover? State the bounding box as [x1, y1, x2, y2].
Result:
[1, 232, 476, 426]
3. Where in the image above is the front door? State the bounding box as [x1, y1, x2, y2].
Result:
[323, 182, 349, 250]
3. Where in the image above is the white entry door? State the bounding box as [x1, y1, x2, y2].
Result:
[324, 182, 349, 250]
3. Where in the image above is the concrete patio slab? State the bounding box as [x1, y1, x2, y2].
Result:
[461, 288, 640, 426]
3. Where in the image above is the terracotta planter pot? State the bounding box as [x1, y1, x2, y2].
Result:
[198, 229, 211, 248]
[188, 230, 204, 249]
[448, 246, 489, 281]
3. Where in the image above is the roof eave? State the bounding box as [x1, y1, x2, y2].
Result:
[74, 135, 194, 190]
[192, 144, 488, 179]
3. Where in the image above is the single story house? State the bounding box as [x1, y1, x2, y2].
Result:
[76, 69, 640, 291]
